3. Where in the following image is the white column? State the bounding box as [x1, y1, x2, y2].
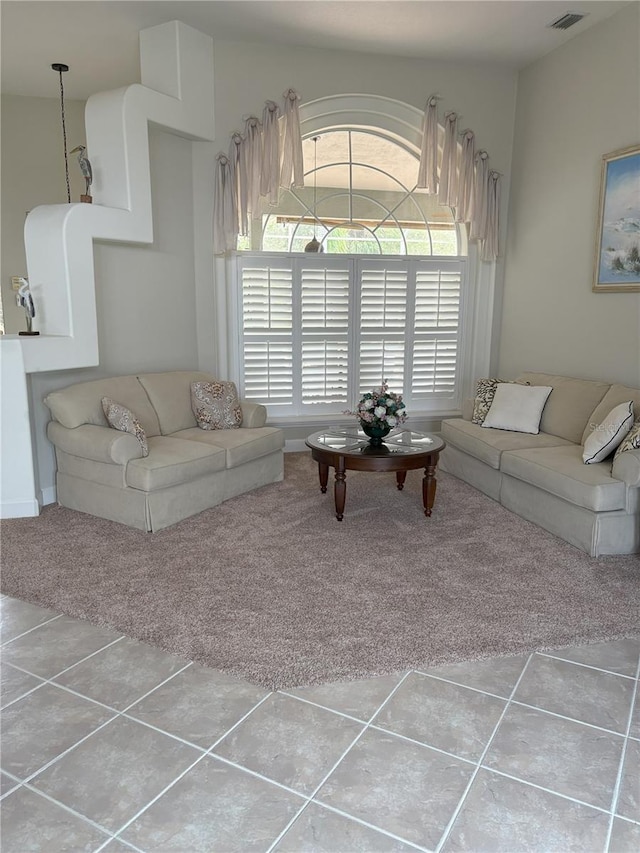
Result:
[1, 339, 38, 517]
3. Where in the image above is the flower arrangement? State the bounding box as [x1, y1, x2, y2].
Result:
[346, 381, 407, 429]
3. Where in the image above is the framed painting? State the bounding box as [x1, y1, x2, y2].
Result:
[593, 144, 640, 292]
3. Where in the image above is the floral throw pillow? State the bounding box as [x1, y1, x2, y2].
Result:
[191, 380, 243, 430]
[472, 379, 504, 425]
[101, 397, 149, 457]
[613, 416, 640, 462]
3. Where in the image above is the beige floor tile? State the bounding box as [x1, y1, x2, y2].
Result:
[121, 755, 303, 852]
[127, 663, 268, 748]
[316, 727, 473, 849]
[212, 693, 364, 795]
[30, 716, 201, 833]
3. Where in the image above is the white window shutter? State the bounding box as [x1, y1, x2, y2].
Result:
[359, 265, 408, 394]
[238, 255, 465, 414]
[300, 265, 350, 405]
[241, 262, 294, 405]
[411, 265, 462, 399]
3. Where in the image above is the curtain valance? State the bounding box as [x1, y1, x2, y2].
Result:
[418, 95, 502, 261]
[213, 90, 502, 261]
[213, 88, 304, 254]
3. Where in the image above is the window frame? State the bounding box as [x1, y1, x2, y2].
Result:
[215, 94, 498, 427]
[233, 250, 471, 422]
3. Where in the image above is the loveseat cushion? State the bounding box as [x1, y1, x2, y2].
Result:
[582, 384, 640, 445]
[191, 380, 243, 430]
[171, 427, 284, 469]
[44, 376, 161, 436]
[515, 373, 610, 444]
[137, 371, 215, 435]
[126, 436, 226, 492]
[102, 397, 149, 457]
[441, 418, 572, 470]
[501, 445, 626, 512]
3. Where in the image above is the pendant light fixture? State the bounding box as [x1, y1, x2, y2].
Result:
[304, 136, 322, 252]
[51, 62, 71, 203]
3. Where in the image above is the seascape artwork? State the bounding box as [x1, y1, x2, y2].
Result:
[594, 145, 640, 291]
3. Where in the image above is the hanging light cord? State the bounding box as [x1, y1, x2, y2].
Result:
[53, 64, 71, 203]
[313, 136, 319, 237]
[59, 69, 70, 203]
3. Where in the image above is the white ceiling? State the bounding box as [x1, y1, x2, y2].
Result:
[1, 1, 632, 101]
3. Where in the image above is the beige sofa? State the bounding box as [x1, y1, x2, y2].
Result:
[439, 372, 640, 557]
[44, 371, 284, 532]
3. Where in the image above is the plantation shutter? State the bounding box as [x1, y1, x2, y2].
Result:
[358, 263, 408, 395]
[411, 262, 462, 398]
[300, 262, 351, 405]
[238, 254, 465, 415]
[241, 260, 294, 404]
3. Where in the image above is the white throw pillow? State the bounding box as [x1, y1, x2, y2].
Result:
[582, 401, 634, 464]
[481, 383, 553, 434]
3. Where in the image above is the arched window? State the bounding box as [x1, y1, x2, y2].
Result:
[225, 96, 491, 423]
[240, 129, 465, 257]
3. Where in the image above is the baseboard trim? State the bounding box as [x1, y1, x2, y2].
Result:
[284, 440, 310, 453]
[40, 486, 57, 506]
[1, 499, 40, 519]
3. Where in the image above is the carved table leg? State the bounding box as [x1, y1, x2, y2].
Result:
[318, 462, 329, 494]
[422, 458, 438, 517]
[396, 471, 407, 491]
[334, 458, 346, 521]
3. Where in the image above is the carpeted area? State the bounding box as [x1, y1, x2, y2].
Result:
[2, 453, 639, 690]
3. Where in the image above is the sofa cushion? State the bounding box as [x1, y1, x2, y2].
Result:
[501, 445, 626, 512]
[102, 398, 149, 457]
[126, 436, 226, 492]
[482, 384, 552, 434]
[582, 401, 634, 464]
[441, 418, 572, 470]
[614, 418, 640, 461]
[516, 373, 610, 444]
[471, 378, 504, 425]
[582, 384, 640, 445]
[471, 378, 530, 425]
[191, 380, 243, 430]
[171, 427, 284, 469]
[44, 375, 161, 436]
[137, 371, 215, 435]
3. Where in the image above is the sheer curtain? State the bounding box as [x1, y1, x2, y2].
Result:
[213, 88, 304, 255]
[418, 99, 501, 261]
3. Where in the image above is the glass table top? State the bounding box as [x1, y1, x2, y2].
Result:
[305, 427, 444, 456]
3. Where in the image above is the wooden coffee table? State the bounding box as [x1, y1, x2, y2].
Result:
[305, 427, 446, 521]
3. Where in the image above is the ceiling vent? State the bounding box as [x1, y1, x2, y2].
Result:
[547, 11, 586, 30]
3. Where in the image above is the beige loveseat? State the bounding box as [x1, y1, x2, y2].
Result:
[44, 371, 284, 532]
[439, 372, 640, 557]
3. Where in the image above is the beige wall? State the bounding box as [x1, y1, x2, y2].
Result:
[2, 41, 519, 498]
[27, 127, 199, 498]
[1, 95, 86, 334]
[212, 41, 517, 171]
[499, 3, 640, 386]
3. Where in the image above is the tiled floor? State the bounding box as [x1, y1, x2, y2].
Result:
[1, 594, 639, 853]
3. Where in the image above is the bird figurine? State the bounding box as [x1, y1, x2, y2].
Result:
[70, 144, 93, 202]
[17, 278, 38, 335]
